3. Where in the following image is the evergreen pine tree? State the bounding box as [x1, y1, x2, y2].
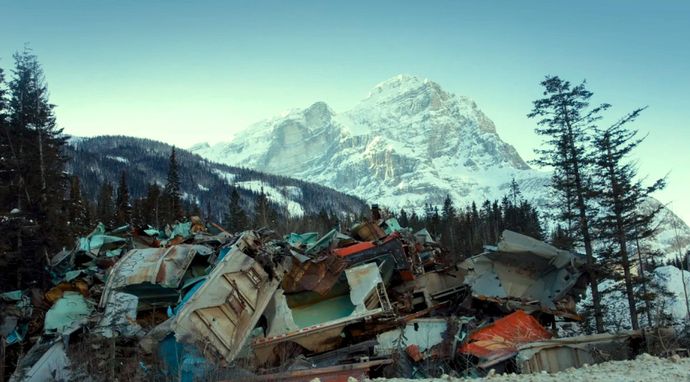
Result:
[398, 209, 409, 227]
[591, 108, 666, 329]
[163, 146, 183, 224]
[440, 195, 457, 254]
[114, 171, 131, 226]
[67, 175, 90, 235]
[143, 183, 162, 228]
[528, 76, 608, 332]
[225, 186, 248, 232]
[253, 186, 275, 228]
[96, 182, 114, 226]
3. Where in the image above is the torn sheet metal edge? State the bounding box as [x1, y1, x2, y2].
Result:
[43, 291, 94, 334]
[496, 230, 585, 268]
[9, 339, 71, 382]
[172, 232, 286, 364]
[99, 244, 210, 308]
[94, 291, 142, 338]
[375, 319, 448, 355]
[256, 262, 389, 353]
[253, 307, 384, 351]
[516, 331, 639, 373]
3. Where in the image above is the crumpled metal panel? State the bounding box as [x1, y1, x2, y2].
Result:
[94, 291, 142, 338]
[460, 310, 552, 367]
[9, 339, 71, 382]
[516, 332, 638, 373]
[77, 222, 127, 255]
[255, 262, 389, 362]
[282, 254, 348, 295]
[460, 230, 585, 311]
[44, 292, 93, 334]
[99, 244, 212, 307]
[497, 230, 586, 268]
[375, 319, 447, 355]
[172, 232, 286, 365]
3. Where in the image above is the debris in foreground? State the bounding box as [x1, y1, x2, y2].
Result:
[2, 207, 686, 381]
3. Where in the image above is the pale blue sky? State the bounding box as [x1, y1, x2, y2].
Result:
[1, 1, 689, 222]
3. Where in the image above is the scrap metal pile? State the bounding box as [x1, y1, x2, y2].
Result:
[2, 209, 656, 381]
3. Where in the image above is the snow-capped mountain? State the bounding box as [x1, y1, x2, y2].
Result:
[192, 74, 549, 210]
[191, 74, 690, 257]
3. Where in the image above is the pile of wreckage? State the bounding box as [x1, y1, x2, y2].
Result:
[0, 208, 677, 381]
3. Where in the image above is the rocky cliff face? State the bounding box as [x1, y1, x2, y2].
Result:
[193, 74, 547, 211]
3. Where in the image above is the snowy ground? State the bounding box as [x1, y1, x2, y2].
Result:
[366, 354, 690, 382]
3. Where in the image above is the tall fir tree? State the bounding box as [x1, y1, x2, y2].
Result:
[591, 108, 666, 329]
[528, 76, 609, 332]
[143, 183, 162, 228]
[440, 195, 457, 254]
[0, 48, 69, 288]
[0, 65, 12, 208]
[225, 186, 248, 232]
[114, 171, 131, 226]
[67, 175, 90, 236]
[163, 146, 183, 224]
[96, 182, 115, 226]
[253, 186, 276, 228]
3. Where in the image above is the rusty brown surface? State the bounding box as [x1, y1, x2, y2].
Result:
[45, 281, 89, 304]
[281, 254, 348, 295]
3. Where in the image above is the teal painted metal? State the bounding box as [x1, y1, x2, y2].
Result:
[44, 292, 93, 334]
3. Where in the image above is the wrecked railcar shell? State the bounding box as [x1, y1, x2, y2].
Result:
[99, 244, 212, 307]
[172, 232, 288, 365]
[254, 262, 393, 363]
[460, 230, 586, 315]
[333, 232, 410, 274]
[281, 253, 348, 295]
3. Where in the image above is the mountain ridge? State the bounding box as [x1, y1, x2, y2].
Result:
[190, 74, 690, 259]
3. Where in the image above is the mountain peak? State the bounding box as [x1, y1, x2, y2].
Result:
[365, 74, 441, 101]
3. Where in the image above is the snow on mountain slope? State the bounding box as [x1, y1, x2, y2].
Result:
[192, 74, 547, 211]
[191, 74, 690, 257]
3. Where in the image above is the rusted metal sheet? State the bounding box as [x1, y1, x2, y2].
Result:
[282, 254, 348, 295]
[333, 232, 409, 272]
[516, 332, 639, 373]
[460, 230, 586, 314]
[172, 231, 288, 365]
[254, 262, 391, 362]
[460, 310, 552, 368]
[351, 221, 386, 241]
[99, 244, 212, 307]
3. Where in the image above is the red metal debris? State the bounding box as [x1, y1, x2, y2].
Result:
[459, 310, 552, 367]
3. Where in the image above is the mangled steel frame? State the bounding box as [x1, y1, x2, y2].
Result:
[99, 244, 213, 307]
[460, 230, 587, 317]
[253, 262, 393, 364]
[172, 231, 289, 365]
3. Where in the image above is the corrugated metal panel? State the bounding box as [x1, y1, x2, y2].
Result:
[172, 232, 286, 365]
[99, 244, 211, 307]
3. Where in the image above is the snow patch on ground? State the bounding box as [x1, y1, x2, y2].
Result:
[211, 169, 236, 184]
[580, 265, 690, 331]
[367, 354, 690, 382]
[235, 180, 305, 216]
[106, 155, 129, 163]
